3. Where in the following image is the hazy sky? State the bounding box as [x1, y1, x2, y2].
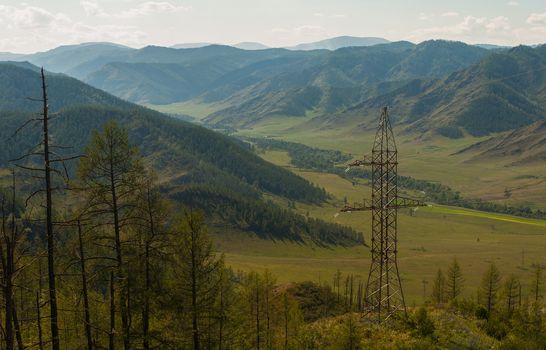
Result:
[0, 0, 545, 53]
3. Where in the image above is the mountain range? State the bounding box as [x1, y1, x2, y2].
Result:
[1, 38, 544, 139]
[0, 62, 361, 245]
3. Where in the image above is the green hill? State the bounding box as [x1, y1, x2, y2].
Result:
[1, 40, 489, 112]
[0, 62, 362, 245]
[326, 44, 546, 136]
[203, 41, 489, 128]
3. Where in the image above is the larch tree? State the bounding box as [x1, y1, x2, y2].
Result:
[480, 263, 502, 314]
[531, 265, 543, 304]
[446, 258, 464, 301]
[134, 173, 171, 350]
[503, 275, 521, 314]
[431, 269, 446, 304]
[0, 173, 26, 350]
[78, 121, 143, 350]
[169, 209, 222, 350]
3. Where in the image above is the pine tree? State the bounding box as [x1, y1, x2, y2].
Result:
[446, 258, 464, 301]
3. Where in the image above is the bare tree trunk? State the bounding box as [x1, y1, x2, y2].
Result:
[1, 200, 14, 350]
[41, 67, 60, 350]
[255, 281, 260, 350]
[12, 302, 23, 350]
[109, 270, 115, 350]
[190, 216, 200, 350]
[218, 284, 224, 350]
[36, 292, 44, 350]
[108, 145, 129, 350]
[142, 242, 150, 350]
[283, 294, 288, 350]
[349, 275, 354, 310]
[265, 286, 270, 350]
[78, 221, 93, 350]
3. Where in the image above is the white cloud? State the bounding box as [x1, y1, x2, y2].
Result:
[485, 16, 511, 31]
[411, 15, 546, 45]
[527, 12, 546, 25]
[0, 4, 147, 52]
[270, 27, 290, 33]
[294, 24, 324, 36]
[80, 1, 105, 16]
[80, 1, 190, 19]
[0, 5, 71, 30]
[120, 1, 190, 18]
[441, 12, 459, 17]
[419, 12, 434, 21]
[313, 12, 346, 19]
[507, 1, 519, 6]
[413, 16, 509, 37]
[269, 24, 331, 45]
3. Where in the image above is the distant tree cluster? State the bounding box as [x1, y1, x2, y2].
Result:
[247, 137, 352, 173]
[173, 186, 364, 246]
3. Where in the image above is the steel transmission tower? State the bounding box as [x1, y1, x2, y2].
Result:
[342, 106, 423, 321]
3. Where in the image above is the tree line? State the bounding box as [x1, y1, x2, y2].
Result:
[0, 69, 366, 349]
[248, 136, 546, 221]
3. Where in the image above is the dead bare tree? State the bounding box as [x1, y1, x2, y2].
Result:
[10, 67, 81, 350]
[77, 220, 94, 350]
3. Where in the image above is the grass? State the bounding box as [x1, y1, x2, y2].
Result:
[213, 149, 546, 306]
[146, 100, 226, 121]
[425, 204, 546, 227]
[149, 99, 546, 210]
[146, 101, 546, 304]
[234, 116, 546, 210]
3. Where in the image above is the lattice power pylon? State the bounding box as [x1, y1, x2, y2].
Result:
[342, 106, 424, 322]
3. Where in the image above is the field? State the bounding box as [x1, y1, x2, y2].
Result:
[212, 149, 546, 305]
[151, 101, 546, 304]
[155, 100, 546, 209]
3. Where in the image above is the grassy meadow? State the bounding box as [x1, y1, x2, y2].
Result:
[151, 100, 546, 210]
[151, 101, 546, 304]
[212, 148, 546, 305]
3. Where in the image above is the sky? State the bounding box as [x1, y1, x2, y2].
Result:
[0, 0, 545, 53]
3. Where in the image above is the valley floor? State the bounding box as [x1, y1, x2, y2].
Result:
[213, 149, 546, 304]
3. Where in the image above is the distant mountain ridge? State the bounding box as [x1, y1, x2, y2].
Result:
[233, 42, 270, 50]
[31, 40, 489, 111]
[286, 36, 390, 50]
[1, 39, 543, 138]
[325, 44, 546, 136]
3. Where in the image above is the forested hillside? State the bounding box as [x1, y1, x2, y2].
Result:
[330, 44, 546, 136]
[0, 63, 362, 245]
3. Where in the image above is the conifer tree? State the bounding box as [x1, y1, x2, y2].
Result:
[480, 263, 502, 314]
[446, 258, 464, 301]
[431, 269, 446, 304]
[78, 121, 143, 350]
[531, 265, 543, 304]
[169, 209, 223, 350]
[503, 275, 521, 314]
